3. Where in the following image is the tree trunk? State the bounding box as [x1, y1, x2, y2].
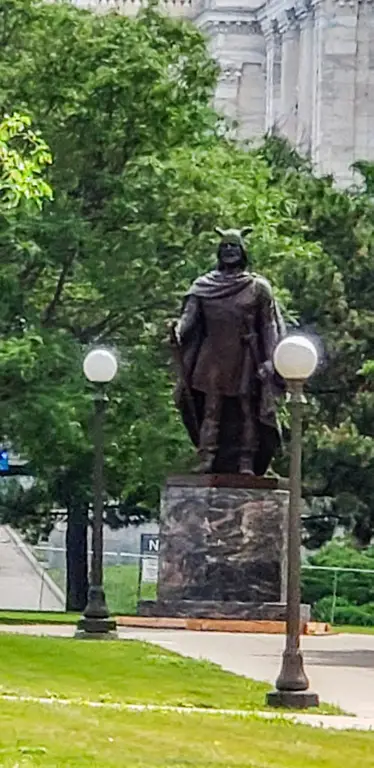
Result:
[65, 503, 88, 612]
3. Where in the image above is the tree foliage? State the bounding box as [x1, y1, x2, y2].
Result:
[0, 0, 218, 511]
[0, 112, 51, 211]
[258, 139, 374, 546]
[1, 1, 374, 587]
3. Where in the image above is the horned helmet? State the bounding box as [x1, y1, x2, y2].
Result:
[214, 227, 252, 247]
[214, 226, 252, 267]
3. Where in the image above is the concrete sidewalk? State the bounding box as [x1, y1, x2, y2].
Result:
[0, 526, 64, 611]
[0, 691, 373, 731]
[0, 623, 373, 721]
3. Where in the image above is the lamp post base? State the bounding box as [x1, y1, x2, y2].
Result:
[266, 689, 319, 709]
[75, 617, 118, 640]
[75, 585, 118, 640]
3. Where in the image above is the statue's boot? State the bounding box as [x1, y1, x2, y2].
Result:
[239, 453, 255, 475]
[197, 451, 216, 474]
[198, 412, 220, 473]
[239, 397, 258, 475]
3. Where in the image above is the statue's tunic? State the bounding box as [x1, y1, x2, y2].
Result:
[178, 269, 283, 396]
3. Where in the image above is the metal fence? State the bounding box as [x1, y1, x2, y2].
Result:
[32, 544, 158, 614]
[0, 526, 157, 613]
[301, 564, 374, 625]
[1, 524, 373, 622]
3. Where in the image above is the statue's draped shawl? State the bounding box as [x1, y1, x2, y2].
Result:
[187, 269, 254, 300]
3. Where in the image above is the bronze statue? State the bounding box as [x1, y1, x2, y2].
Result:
[172, 227, 285, 475]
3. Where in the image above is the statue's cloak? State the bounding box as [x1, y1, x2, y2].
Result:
[173, 270, 285, 475]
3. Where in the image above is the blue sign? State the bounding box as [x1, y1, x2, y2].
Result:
[0, 450, 9, 471]
[140, 534, 159, 555]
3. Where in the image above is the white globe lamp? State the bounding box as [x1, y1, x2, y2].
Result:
[76, 345, 119, 640]
[273, 335, 318, 381]
[83, 348, 118, 384]
[267, 332, 320, 710]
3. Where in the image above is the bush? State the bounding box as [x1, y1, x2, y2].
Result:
[313, 596, 374, 626]
[302, 541, 374, 606]
[302, 541, 374, 625]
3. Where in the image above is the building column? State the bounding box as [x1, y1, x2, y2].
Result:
[312, 0, 358, 185]
[264, 27, 275, 131]
[214, 66, 242, 126]
[296, 10, 314, 155]
[260, 15, 282, 133]
[272, 33, 282, 129]
[352, 0, 374, 170]
[237, 26, 266, 140]
[280, 18, 300, 142]
[195, 17, 266, 142]
[311, 0, 324, 168]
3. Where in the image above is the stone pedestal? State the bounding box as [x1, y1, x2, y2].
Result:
[139, 475, 310, 622]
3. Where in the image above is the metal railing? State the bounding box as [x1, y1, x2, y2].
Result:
[33, 544, 158, 614]
[302, 564, 374, 625]
[1, 528, 373, 624]
[0, 533, 157, 613]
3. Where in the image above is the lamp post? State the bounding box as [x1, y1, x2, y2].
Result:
[266, 335, 319, 708]
[76, 348, 118, 640]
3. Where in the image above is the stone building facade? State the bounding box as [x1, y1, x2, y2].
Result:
[74, 0, 374, 185]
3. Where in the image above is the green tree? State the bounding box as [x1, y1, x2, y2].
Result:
[259, 138, 374, 547]
[0, 112, 51, 211]
[2, 0, 374, 612]
[0, 0, 219, 610]
[0, 110, 52, 315]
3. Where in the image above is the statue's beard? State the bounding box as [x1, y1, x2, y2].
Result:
[217, 244, 247, 271]
[218, 256, 245, 271]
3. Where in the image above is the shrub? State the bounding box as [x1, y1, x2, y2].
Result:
[313, 596, 374, 626]
[302, 541, 374, 607]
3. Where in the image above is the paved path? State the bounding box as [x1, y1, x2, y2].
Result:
[128, 629, 374, 719]
[0, 623, 373, 720]
[0, 692, 372, 731]
[0, 526, 64, 611]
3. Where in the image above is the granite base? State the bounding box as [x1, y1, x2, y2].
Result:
[138, 599, 311, 622]
[137, 475, 312, 622]
[156, 475, 289, 605]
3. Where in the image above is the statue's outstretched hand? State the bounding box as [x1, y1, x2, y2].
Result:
[258, 360, 274, 381]
[169, 321, 181, 346]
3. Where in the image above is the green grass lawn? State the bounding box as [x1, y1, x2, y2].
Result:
[0, 634, 363, 766]
[0, 611, 79, 625]
[0, 634, 340, 715]
[103, 563, 156, 614]
[48, 563, 156, 615]
[0, 635, 269, 710]
[333, 625, 374, 634]
[0, 701, 372, 768]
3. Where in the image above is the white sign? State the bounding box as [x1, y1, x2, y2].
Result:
[141, 556, 159, 584]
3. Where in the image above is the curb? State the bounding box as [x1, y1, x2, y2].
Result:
[117, 615, 331, 635]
